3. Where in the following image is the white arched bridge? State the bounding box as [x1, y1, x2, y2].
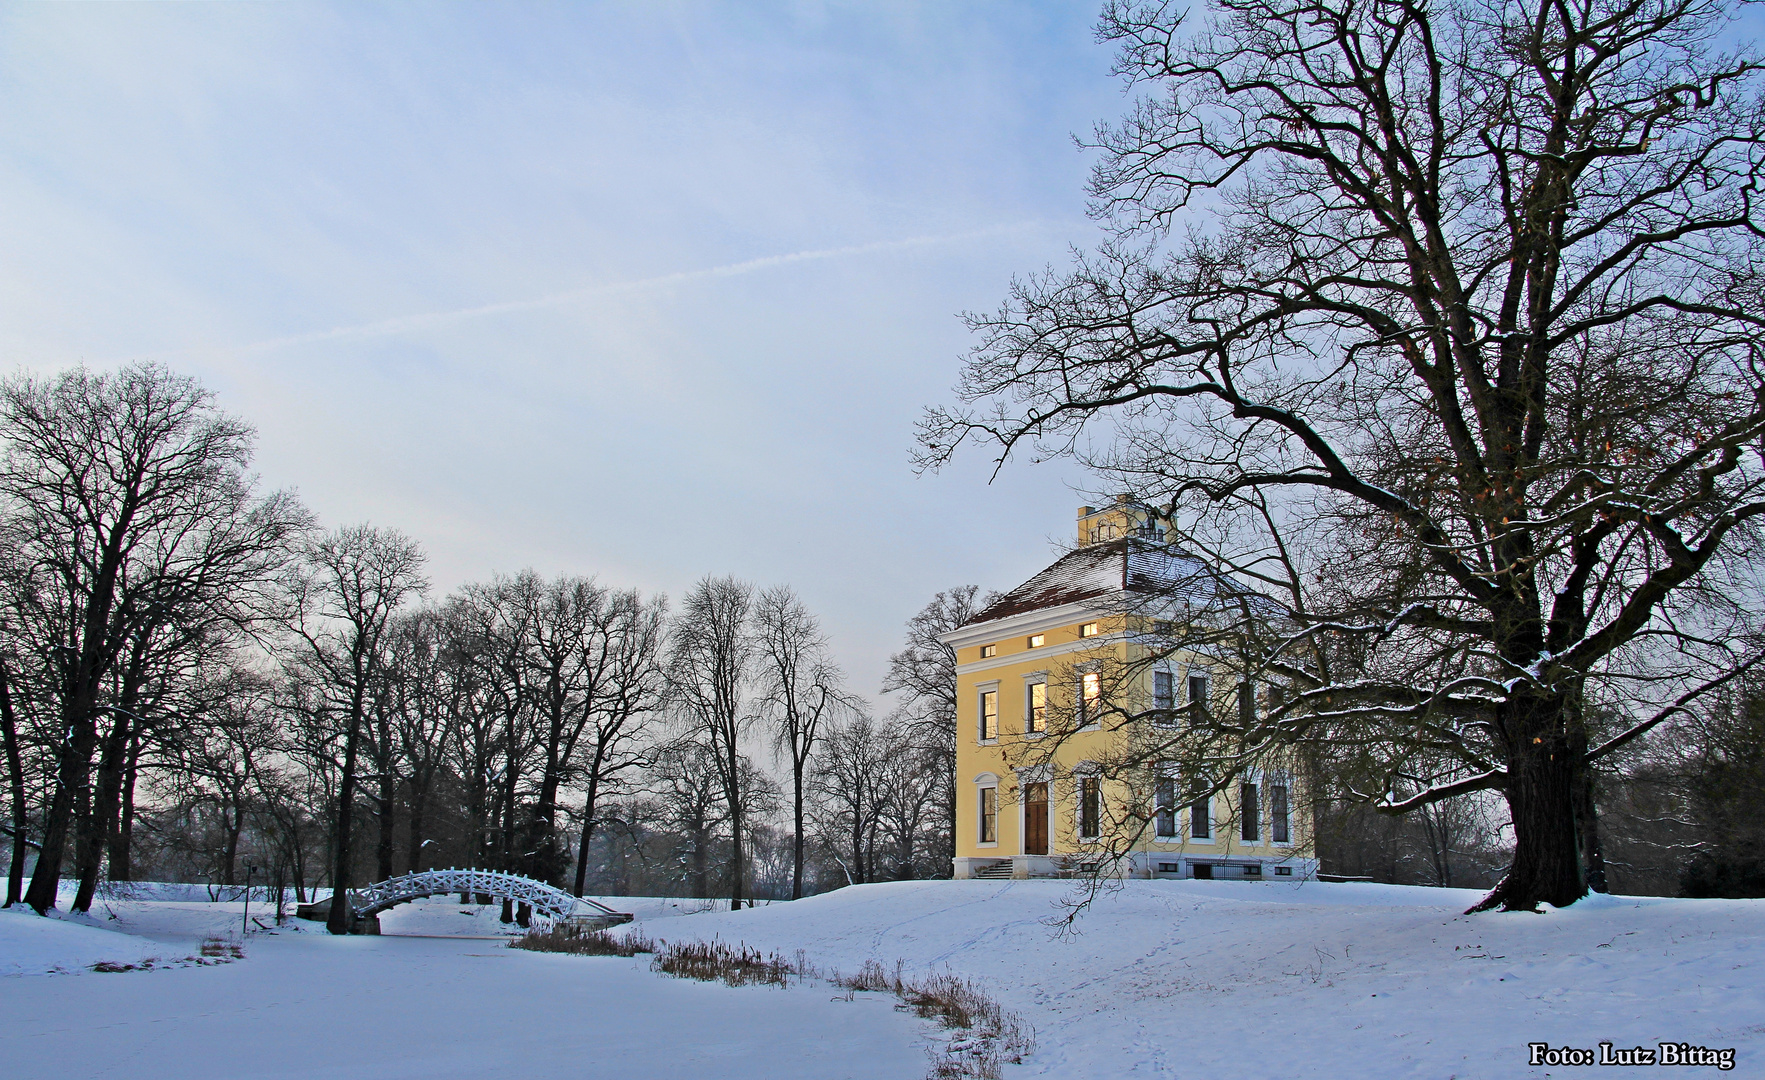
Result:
[297, 868, 632, 931]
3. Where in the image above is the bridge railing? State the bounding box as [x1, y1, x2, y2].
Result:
[347, 868, 631, 924]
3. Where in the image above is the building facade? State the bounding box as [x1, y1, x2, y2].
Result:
[942, 500, 1318, 882]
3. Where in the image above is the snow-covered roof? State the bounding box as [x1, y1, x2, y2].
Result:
[966, 539, 1259, 627]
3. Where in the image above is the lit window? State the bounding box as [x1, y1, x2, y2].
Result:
[1081, 671, 1101, 725]
[1270, 783, 1290, 844]
[1026, 682, 1047, 734]
[1241, 782, 1261, 842]
[979, 644, 997, 659]
[1027, 634, 1045, 648]
[979, 787, 997, 843]
[979, 690, 998, 741]
[1079, 776, 1101, 840]
[1153, 671, 1174, 716]
[1080, 622, 1099, 637]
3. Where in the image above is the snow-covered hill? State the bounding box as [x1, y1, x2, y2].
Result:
[0, 906, 165, 976]
[634, 879, 1763, 1078]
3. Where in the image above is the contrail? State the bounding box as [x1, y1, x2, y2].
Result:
[232, 222, 1043, 355]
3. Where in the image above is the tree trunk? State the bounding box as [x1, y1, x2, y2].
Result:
[107, 731, 141, 882]
[791, 763, 805, 901]
[26, 714, 94, 913]
[725, 739, 746, 911]
[73, 708, 135, 912]
[376, 773, 395, 882]
[327, 712, 364, 935]
[1471, 695, 1587, 912]
[532, 771, 560, 884]
[222, 800, 242, 886]
[405, 774, 428, 874]
[0, 661, 30, 907]
[572, 773, 603, 898]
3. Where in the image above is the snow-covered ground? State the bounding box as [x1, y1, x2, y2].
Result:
[1, 893, 927, 1080]
[633, 880, 1763, 1078]
[3, 879, 1759, 1078]
[0, 906, 169, 976]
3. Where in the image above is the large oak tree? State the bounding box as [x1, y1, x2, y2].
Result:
[920, 0, 1765, 910]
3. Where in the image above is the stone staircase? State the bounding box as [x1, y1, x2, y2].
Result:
[972, 859, 1015, 880]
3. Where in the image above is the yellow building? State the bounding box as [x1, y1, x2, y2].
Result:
[942, 499, 1317, 881]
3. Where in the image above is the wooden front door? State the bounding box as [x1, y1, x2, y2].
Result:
[1024, 782, 1049, 855]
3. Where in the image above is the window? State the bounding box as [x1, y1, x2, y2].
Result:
[1153, 671, 1174, 717]
[979, 690, 998, 742]
[1078, 776, 1101, 840]
[1241, 782, 1261, 842]
[1188, 674, 1210, 722]
[1274, 866, 1293, 876]
[979, 644, 997, 659]
[1026, 681, 1047, 734]
[1080, 621, 1099, 637]
[1268, 684, 1286, 710]
[1191, 792, 1211, 840]
[1238, 681, 1256, 726]
[1027, 634, 1045, 648]
[1270, 783, 1290, 844]
[979, 787, 998, 843]
[1155, 778, 1177, 838]
[1081, 671, 1102, 726]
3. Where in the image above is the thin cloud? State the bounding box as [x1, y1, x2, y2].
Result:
[230, 222, 1045, 355]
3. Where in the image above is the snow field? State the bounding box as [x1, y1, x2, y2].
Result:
[0, 906, 169, 976]
[623, 879, 1765, 1079]
[4, 880, 1759, 1079]
[1, 895, 929, 1080]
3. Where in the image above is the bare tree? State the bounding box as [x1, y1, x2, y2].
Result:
[0, 633, 33, 906]
[163, 663, 279, 886]
[810, 712, 893, 886]
[381, 607, 460, 874]
[880, 586, 981, 878]
[919, 0, 1765, 911]
[569, 587, 667, 898]
[0, 364, 304, 914]
[668, 576, 757, 910]
[648, 737, 727, 898]
[752, 585, 844, 899]
[287, 525, 426, 933]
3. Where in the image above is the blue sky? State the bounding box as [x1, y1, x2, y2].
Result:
[0, 2, 1122, 701]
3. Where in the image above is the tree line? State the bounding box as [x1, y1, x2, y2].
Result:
[0, 363, 963, 929]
